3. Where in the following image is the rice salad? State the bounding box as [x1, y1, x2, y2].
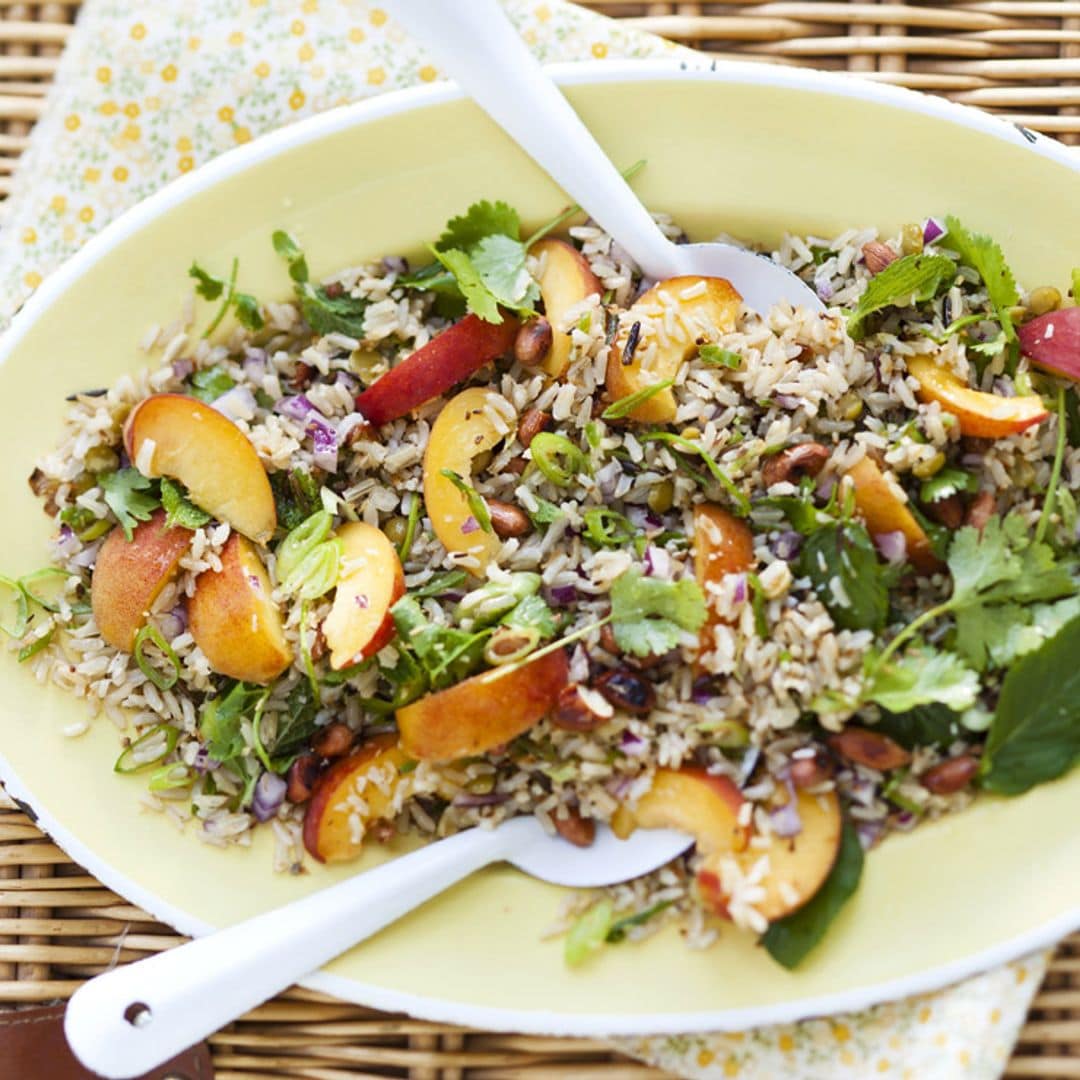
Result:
[12, 195, 1080, 970]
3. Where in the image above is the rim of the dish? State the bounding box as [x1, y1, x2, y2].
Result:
[1, 58, 1078, 1037]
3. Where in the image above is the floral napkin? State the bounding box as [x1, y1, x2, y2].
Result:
[0, 1, 1049, 1075]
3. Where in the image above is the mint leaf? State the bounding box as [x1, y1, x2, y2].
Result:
[610, 568, 706, 658]
[982, 614, 1080, 794]
[160, 477, 211, 529]
[847, 254, 956, 340]
[437, 200, 521, 252]
[943, 216, 1019, 341]
[797, 521, 890, 632]
[431, 247, 503, 324]
[100, 468, 160, 541]
[762, 818, 863, 969]
[864, 646, 979, 713]
[874, 703, 963, 750]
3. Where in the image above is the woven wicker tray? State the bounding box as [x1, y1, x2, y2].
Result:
[1, 2, 1078, 1076]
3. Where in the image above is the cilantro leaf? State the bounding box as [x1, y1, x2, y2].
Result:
[437, 200, 521, 252]
[758, 491, 835, 535]
[762, 818, 863, 969]
[391, 596, 488, 690]
[189, 263, 225, 301]
[470, 233, 540, 311]
[954, 602, 1023, 671]
[981, 614, 1080, 794]
[797, 521, 890, 632]
[863, 646, 979, 713]
[609, 568, 706, 657]
[199, 681, 267, 765]
[919, 466, 978, 504]
[526, 497, 564, 529]
[431, 247, 503, 324]
[189, 258, 264, 336]
[100, 469, 160, 540]
[503, 593, 557, 639]
[160, 477, 211, 529]
[299, 284, 368, 338]
[947, 517, 1022, 606]
[847, 253, 955, 340]
[271, 229, 309, 283]
[188, 364, 236, 404]
[943, 216, 1019, 341]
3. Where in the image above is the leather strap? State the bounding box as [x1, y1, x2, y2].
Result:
[0, 1004, 213, 1080]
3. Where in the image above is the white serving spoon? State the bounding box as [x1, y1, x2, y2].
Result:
[386, 0, 822, 314]
[65, 816, 690, 1078]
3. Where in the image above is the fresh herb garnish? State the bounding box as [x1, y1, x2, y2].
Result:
[609, 568, 707, 658]
[160, 477, 211, 529]
[99, 468, 160, 540]
[189, 258, 264, 336]
[761, 818, 864, 969]
[981, 614, 1080, 794]
[943, 215, 1019, 341]
[797, 520, 891, 632]
[1035, 387, 1067, 545]
[268, 468, 321, 532]
[397, 494, 423, 562]
[391, 596, 489, 691]
[565, 899, 614, 967]
[601, 379, 674, 420]
[525, 496, 564, 529]
[253, 679, 320, 774]
[502, 593, 557, 639]
[440, 469, 493, 535]
[606, 900, 673, 943]
[133, 623, 181, 691]
[862, 645, 979, 713]
[698, 344, 741, 369]
[410, 569, 469, 600]
[638, 432, 749, 516]
[187, 364, 236, 404]
[873, 702, 963, 750]
[271, 230, 368, 337]
[199, 681, 268, 766]
[919, 466, 978, 505]
[846, 253, 955, 340]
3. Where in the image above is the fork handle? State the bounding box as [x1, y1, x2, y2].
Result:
[65, 826, 513, 1079]
[386, 0, 684, 280]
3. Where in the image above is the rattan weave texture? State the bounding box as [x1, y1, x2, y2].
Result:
[0, 3, 1078, 1077]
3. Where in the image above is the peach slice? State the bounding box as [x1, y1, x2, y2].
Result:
[605, 276, 741, 423]
[906, 355, 1049, 438]
[529, 238, 602, 378]
[91, 509, 192, 651]
[698, 788, 842, 923]
[846, 456, 940, 574]
[1019, 306, 1080, 380]
[355, 314, 518, 426]
[692, 504, 755, 664]
[397, 647, 569, 762]
[611, 767, 748, 856]
[187, 533, 292, 684]
[302, 734, 411, 863]
[123, 393, 276, 545]
[322, 522, 405, 670]
[423, 386, 512, 575]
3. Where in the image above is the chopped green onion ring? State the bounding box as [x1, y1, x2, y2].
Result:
[0, 576, 29, 638]
[529, 432, 591, 487]
[133, 623, 181, 691]
[148, 762, 194, 792]
[286, 537, 342, 601]
[18, 626, 55, 663]
[582, 508, 636, 549]
[276, 510, 333, 584]
[114, 723, 180, 774]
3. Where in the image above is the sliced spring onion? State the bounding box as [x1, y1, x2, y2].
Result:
[440, 470, 492, 534]
[285, 537, 342, 601]
[133, 623, 181, 691]
[299, 600, 321, 706]
[639, 432, 750, 516]
[18, 626, 55, 663]
[697, 344, 741, 370]
[565, 898, 614, 967]
[582, 508, 635, 549]
[484, 625, 541, 666]
[19, 567, 73, 613]
[601, 378, 674, 420]
[529, 432, 590, 487]
[584, 421, 601, 449]
[606, 899, 674, 943]
[747, 573, 770, 638]
[276, 510, 333, 584]
[0, 576, 29, 638]
[398, 493, 423, 562]
[1035, 387, 1066, 545]
[148, 762, 194, 792]
[114, 723, 180, 774]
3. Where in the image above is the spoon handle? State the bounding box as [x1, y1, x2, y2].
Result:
[387, 0, 683, 280]
[64, 826, 513, 1079]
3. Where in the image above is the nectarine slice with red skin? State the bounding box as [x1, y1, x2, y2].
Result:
[187, 533, 292, 684]
[423, 386, 510, 575]
[322, 522, 405, 670]
[91, 509, 192, 651]
[906, 355, 1049, 439]
[846, 456, 941, 574]
[1019, 306, 1080, 381]
[123, 393, 276, 545]
[612, 767, 749, 856]
[355, 314, 518, 427]
[692, 504, 755, 668]
[303, 734, 410, 863]
[606, 276, 741, 424]
[529, 238, 602, 378]
[698, 788, 842, 922]
[397, 647, 570, 762]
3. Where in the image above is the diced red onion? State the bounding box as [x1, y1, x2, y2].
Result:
[307, 414, 339, 473]
[691, 677, 715, 705]
[736, 747, 761, 789]
[893, 810, 918, 831]
[873, 529, 908, 565]
[774, 393, 801, 411]
[856, 819, 884, 851]
[643, 546, 672, 579]
[568, 644, 590, 683]
[55, 525, 79, 560]
[451, 791, 510, 808]
[192, 746, 220, 775]
[923, 217, 946, 244]
[460, 515, 480, 535]
[172, 357, 194, 380]
[547, 584, 578, 606]
[773, 530, 802, 561]
[274, 394, 317, 421]
[816, 472, 838, 501]
[814, 276, 834, 302]
[731, 572, 748, 605]
[158, 606, 187, 641]
[382, 255, 409, 275]
[992, 378, 1016, 398]
[770, 784, 803, 838]
[620, 730, 647, 757]
[846, 773, 878, 807]
[595, 461, 621, 497]
[961, 452, 985, 467]
[334, 371, 360, 394]
[252, 771, 287, 822]
[71, 541, 102, 570]
[605, 775, 634, 800]
[211, 385, 258, 422]
[242, 347, 267, 382]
